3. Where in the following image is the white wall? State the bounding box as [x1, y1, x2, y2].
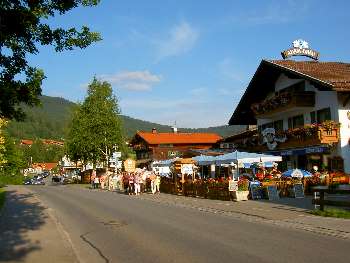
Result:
[275, 74, 302, 92]
[337, 98, 350, 173]
[257, 75, 338, 129]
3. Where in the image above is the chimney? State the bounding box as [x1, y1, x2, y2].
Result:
[152, 128, 157, 134]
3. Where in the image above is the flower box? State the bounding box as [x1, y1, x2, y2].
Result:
[233, 190, 249, 201]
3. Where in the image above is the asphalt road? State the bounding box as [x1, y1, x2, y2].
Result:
[30, 185, 349, 263]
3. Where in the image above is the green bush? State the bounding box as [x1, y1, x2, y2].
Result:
[0, 174, 25, 185]
[310, 208, 350, 219]
[0, 188, 6, 211]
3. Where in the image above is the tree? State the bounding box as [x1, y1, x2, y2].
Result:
[66, 78, 125, 167]
[0, 119, 8, 166]
[0, 0, 101, 120]
[1, 134, 26, 175]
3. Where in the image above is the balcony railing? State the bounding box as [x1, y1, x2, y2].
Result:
[235, 121, 340, 151]
[251, 91, 315, 117]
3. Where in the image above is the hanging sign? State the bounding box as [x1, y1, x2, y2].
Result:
[281, 39, 319, 60]
[124, 159, 136, 172]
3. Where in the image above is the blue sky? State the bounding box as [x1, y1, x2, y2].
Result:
[28, 0, 350, 128]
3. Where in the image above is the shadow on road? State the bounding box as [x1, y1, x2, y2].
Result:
[0, 188, 47, 261]
[255, 196, 314, 212]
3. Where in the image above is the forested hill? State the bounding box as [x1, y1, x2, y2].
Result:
[6, 96, 244, 139]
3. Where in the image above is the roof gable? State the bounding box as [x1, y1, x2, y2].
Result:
[229, 59, 350, 125]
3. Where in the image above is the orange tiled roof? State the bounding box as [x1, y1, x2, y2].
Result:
[20, 139, 33, 145]
[269, 60, 350, 91]
[32, 163, 57, 170]
[137, 132, 222, 145]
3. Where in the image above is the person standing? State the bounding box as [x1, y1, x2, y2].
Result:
[128, 173, 135, 195]
[123, 173, 129, 194]
[94, 176, 100, 189]
[150, 172, 156, 194]
[134, 173, 141, 195]
[155, 174, 161, 194]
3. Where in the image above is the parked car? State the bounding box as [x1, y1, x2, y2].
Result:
[23, 178, 45, 185]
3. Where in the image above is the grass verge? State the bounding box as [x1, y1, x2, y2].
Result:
[0, 188, 6, 211]
[310, 208, 350, 219]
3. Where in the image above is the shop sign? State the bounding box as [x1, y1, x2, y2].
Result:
[281, 39, 319, 60]
[277, 146, 329, 156]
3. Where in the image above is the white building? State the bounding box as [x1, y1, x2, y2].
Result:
[229, 60, 350, 173]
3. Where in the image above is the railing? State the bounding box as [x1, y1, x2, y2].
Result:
[236, 122, 340, 151]
[160, 178, 234, 201]
[251, 91, 315, 117]
[311, 186, 350, 211]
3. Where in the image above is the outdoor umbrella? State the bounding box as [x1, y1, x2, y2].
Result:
[282, 169, 312, 178]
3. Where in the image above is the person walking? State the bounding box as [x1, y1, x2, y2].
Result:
[123, 173, 129, 194]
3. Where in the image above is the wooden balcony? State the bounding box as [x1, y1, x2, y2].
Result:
[251, 91, 315, 118]
[236, 124, 340, 152]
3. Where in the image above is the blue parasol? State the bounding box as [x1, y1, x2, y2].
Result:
[282, 169, 313, 178]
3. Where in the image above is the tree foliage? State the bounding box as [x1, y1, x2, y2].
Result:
[66, 78, 125, 165]
[0, 0, 101, 120]
[0, 119, 8, 166]
[21, 139, 64, 164]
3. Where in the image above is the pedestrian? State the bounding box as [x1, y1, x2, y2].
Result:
[128, 173, 135, 195]
[155, 174, 161, 194]
[134, 173, 141, 195]
[150, 172, 156, 194]
[141, 171, 147, 193]
[94, 176, 100, 189]
[123, 173, 129, 194]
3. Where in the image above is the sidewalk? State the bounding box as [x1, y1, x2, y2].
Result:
[135, 192, 350, 239]
[0, 186, 78, 263]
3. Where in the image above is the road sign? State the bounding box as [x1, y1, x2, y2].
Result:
[112, 152, 121, 159]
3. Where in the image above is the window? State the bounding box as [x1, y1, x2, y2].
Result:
[259, 122, 273, 132]
[317, 108, 331, 123]
[159, 144, 173, 148]
[288, 115, 304, 129]
[273, 120, 284, 131]
[310, 111, 316, 124]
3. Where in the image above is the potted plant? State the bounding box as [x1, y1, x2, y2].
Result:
[233, 178, 250, 201]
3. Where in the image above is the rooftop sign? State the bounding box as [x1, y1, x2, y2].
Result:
[281, 39, 319, 60]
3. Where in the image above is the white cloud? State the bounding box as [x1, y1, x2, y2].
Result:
[156, 21, 199, 60]
[99, 70, 162, 91]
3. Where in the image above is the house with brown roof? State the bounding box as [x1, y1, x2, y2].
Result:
[130, 128, 222, 165]
[229, 59, 350, 173]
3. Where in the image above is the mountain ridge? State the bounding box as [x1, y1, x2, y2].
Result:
[6, 95, 244, 139]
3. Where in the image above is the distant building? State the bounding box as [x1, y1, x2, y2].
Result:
[32, 162, 57, 173]
[228, 59, 350, 173]
[20, 139, 64, 147]
[130, 128, 222, 166]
